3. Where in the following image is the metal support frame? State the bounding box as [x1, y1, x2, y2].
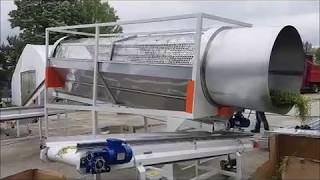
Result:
[40, 13, 255, 180]
[97, 72, 117, 104]
[109, 35, 137, 61]
[0, 106, 69, 122]
[44, 29, 49, 137]
[136, 165, 146, 180]
[143, 116, 148, 132]
[52, 91, 106, 105]
[8, 79, 45, 137]
[46, 13, 251, 31]
[44, 13, 252, 137]
[192, 14, 203, 81]
[161, 164, 174, 180]
[92, 26, 100, 135]
[235, 152, 242, 179]
[16, 117, 20, 137]
[38, 95, 42, 139]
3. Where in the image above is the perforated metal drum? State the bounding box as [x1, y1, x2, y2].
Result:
[50, 25, 304, 114]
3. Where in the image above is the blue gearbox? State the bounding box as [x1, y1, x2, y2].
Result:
[79, 138, 133, 174]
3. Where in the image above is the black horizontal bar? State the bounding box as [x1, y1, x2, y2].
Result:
[269, 70, 303, 76]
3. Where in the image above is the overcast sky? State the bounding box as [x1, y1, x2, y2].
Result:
[1, 0, 319, 46]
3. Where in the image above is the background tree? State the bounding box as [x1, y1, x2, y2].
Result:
[0, 36, 25, 97]
[303, 41, 313, 54]
[0, 0, 121, 98]
[9, 0, 121, 44]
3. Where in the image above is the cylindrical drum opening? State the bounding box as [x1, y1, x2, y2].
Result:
[203, 25, 304, 114]
[268, 26, 305, 112]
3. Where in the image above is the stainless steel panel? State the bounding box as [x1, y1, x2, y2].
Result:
[52, 26, 304, 114]
[55, 34, 195, 65]
[49, 58, 192, 80]
[204, 26, 304, 113]
[60, 69, 188, 111]
[52, 34, 194, 111]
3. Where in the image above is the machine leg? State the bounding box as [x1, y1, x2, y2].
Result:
[92, 26, 99, 136]
[162, 164, 174, 180]
[16, 121, 20, 137]
[38, 117, 42, 139]
[195, 160, 200, 177]
[235, 152, 242, 180]
[92, 111, 98, 135]
[44, 108, 49, 137]
[38, 96, 42, 139]
[143, 116, 148, 132]
[94, 174, 101, 180]
[137, 165, 146, 180]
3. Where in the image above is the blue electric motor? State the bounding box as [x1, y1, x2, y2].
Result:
[80, 138, 133, 174]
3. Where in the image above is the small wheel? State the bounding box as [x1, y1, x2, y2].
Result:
[312, 84, 319, 93]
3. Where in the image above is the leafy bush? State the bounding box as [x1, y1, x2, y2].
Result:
[270, 90, 310, 123]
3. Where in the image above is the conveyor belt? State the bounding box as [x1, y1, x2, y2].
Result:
[77, 131, 253, 150]
[42, 131, 255, 179]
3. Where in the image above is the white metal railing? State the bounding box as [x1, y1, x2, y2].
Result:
[44, 13, 252, 137]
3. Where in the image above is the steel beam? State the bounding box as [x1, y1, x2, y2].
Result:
[46, 103, 192, 118]
[46, 13, 251, 31]
[99, 28, 210, 37]
[44, 29, 49, 137]
[92, 26, 100, 135]
[202, 13, 252, 27]
[49, 29, 95, 36]
[0, 107, 69, 121]
[38, 95, 43, 139]
[97, 72, 117, 104]
[46, 13, 200, 30]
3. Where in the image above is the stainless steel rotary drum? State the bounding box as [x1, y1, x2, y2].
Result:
[202, 26, 304, 113]
[51, 25, 304, 115]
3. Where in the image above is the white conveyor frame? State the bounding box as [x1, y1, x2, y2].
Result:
[41, 133, 255, 180]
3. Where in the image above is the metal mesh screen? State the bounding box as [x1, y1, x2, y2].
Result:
[57, 34, 196, 65]
[109, 43, 194, 64]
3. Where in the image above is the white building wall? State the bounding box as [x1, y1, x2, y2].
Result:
[11, 45, 49, 105]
